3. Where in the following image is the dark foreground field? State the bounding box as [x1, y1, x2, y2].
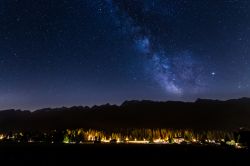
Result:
[0, 143, 249, 165]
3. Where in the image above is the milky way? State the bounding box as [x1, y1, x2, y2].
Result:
[106, 0, 206, 95]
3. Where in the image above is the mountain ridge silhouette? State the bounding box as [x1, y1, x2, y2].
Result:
[0, 97, 249, 132]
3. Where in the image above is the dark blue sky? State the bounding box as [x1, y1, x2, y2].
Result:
[0, 0, 250, 110]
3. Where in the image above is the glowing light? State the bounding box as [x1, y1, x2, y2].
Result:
[88, 135, 94, 141]
[226, 140, 236, 146]
[128, 140, 149, 144]
[153, 138, 165, 143]
[28, 139, 34, 143]
[173, 138, 185, 144]
[101, 139, 110, 143]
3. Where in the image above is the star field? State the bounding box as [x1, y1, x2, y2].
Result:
[0, 0, 250, 110]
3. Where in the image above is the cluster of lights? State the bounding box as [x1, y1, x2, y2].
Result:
[0, 129, 246, 149]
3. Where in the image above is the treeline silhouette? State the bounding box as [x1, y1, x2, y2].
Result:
[0, 128, 235, 144]
[0, 97, 250, 132]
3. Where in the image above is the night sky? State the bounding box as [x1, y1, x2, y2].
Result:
[0, 0, 250, 110]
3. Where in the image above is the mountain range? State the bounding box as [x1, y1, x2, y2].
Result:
[0, 98, 250, 132]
